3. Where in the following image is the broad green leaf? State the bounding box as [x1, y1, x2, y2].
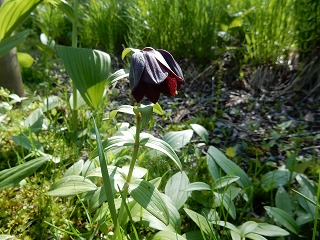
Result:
[182, 182, 211, 192]
[190, 124, 209, 143]
[0, 0, 42, 40]
[230, 231, 242, 240]
[108, 105, 135, 119]
[264, 206, 299, 234]
[137, 105, 153, 127]
[0, 156, 48, 190]
[275, 187, 292, 214]
[261, 170, 293, 191]
[142, 133, 182, 170]
[12, 134, 43, 151]
[64, 159, 84, 177]
[122, 47, 140, 59]
[244, 233, 267, 240]
[25, 108, 44, 133]
[214, 220, 239, 232]
[207, 146, 252, 195]
[212, 176, 240, 190]
[184, 208, 215, 236]
[153, 231, 186, 240]
[239, 221, 258, 236]
[165, 171, 190, 210]
[131, 194, 181, 232]
[252, 223, 289, 237]
[163, 130, 193, 150]
[46, 175, 97, 197]
[17, 52, 34, 68]
[57, 45, 111, 109]
[0, 30, 30, 57]
[129, 178, 169, 225]
[42, 95, 61, 112]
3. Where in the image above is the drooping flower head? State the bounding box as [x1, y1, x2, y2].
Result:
[129, 47, 184, 103]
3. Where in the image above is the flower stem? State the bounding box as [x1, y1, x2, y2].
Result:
[118, 104, 142, 228]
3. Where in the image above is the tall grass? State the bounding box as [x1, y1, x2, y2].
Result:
[35, 0, 319, 66]
[243, 0, 296, 64]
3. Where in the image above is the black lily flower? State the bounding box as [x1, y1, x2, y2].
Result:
[129, 47, 184, 103]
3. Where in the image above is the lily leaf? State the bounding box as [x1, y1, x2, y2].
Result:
[184, 208, 215, 236]
[0, 156, 49, 190]
[165, 171, 190, 210]
[57, 45, 111, 109]
[0, 30, 30, 57]
[141, 132, 182, 170]
[264, 206, 299, 234]
[207, 146, 252, 196]
[47, 175, 97, 197]
[190, 124, 209, 143]
[153, 231, 186, 240]
[128, 178, 169, 226]
[163, 130, 193, 150]
[0, 0, 42, 40]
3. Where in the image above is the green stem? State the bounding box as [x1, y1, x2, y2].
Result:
[71, 0, 78, 133]
[118, 104, 142, 227]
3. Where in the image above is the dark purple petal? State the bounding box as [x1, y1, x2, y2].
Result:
[141, 49, 168, 85]
[129, 51, 146, 90]
[132, 81, 161, 103]
[157, 49, 184, 80]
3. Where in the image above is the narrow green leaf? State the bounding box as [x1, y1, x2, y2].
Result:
[122, 47, 140, 59]
[46, 175, 97, 197]
[93, 118, 119, 229]
[129, 178, 169, 226]
[0, 0, 42, 40]
[163, 130, 193, 150]
[207, 146, 252, 195]
[0, 156, 48, 190]
[212, 176, 240, 190]
[165, 171, 190, 210]
[153, 231, 186, 240]
[106, 69, 129, 86]
[264, 206, 299, 234]
[184, 208, 214, 236]
[190, 124, 209, 143]
[153, 103, 164, 115]
[57, 45, 111, 109]
[214, 192, 236, 220]
[0, 30, 30, 57]
[182, 182, 211, 192]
